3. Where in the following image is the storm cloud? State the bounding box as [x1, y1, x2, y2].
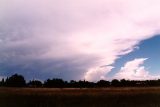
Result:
[1, 0, 160, 81]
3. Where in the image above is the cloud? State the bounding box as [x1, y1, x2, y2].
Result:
[0, 0, 160, 80]
[84, 66, 114, 81]
[114, 58, 160, 80]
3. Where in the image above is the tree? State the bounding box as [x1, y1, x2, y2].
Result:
[44, 78, 65, 88]
[111, 79, 120, 87]
[5, 74, 26, 87]
[0, 78, 5, 86]
[27, 80, 43, 88]
[97, 80, 110, 87]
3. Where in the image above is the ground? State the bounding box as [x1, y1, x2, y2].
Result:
[0, 87, 160, 107]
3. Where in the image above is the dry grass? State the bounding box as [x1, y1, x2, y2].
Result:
[1, 87, 160, 107]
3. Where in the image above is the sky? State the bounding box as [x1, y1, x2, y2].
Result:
[0, 0, 160, 81]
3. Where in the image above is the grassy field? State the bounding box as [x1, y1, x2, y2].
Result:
[1, 87, 160, 107]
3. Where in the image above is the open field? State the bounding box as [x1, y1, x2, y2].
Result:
[1, 87, 160, 107]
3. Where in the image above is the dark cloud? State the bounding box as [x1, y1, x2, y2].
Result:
[0, 54, 98, 81]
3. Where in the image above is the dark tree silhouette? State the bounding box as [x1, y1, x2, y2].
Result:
[1, 73, 160, 88]
[111, 79, 120, 87]
[5, 74, 26, 87]
[44, 78, 65, 88]
[0, 78, 5, 86]
[120, 79, 128, 87]
[27, 80, 43, 88]
[97, 80, 110, 87]
[69, 80, 77, 87]
[77, 80, 87, 88]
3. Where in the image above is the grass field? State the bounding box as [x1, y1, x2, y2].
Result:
[1, 87, 160, 107]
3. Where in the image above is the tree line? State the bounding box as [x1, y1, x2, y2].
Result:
[1, 74, 160, 88]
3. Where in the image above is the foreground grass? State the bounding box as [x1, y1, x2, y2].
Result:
[0, 87, 160, 107]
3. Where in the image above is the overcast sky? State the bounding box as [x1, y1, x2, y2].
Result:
[0, 0, 160, 81]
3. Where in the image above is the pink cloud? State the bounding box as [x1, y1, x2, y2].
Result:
[1, 0, 160, 80]
[115, 58, 160, 80]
